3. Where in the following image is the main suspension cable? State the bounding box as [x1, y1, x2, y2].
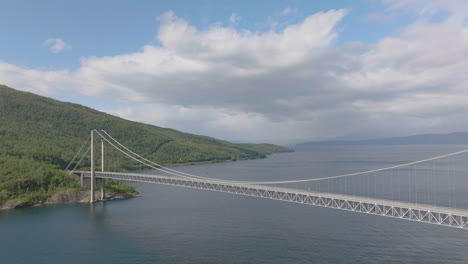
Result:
[94, 130, 194, 179]
[96, 130, 468, 186]
[243, 148, 468, 185]
[100, 130, 221, 181]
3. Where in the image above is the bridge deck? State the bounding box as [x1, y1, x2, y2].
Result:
[76, 171, 468, 229]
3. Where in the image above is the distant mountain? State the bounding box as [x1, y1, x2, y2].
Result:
[295, 132, 468, 148]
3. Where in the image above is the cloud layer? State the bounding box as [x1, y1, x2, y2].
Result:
[2, 2, 468, 143]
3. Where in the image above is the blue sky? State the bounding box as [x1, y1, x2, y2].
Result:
[0, 0, 411, 69]
[1, 0, 468, 144]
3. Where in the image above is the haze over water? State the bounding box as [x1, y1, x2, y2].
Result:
[1, 145, 468, 264]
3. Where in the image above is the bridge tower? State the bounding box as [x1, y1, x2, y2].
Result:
[90, 130, 95, 202]
[100, 138, 106, 201]
[89, 129, 106, 203]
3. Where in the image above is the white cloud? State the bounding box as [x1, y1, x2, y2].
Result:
[369, 0, 468, 25]
[282, 7, 298, 15]
[71, 9, 347, 108]
[340, 2, 468, 136]
[229, 13, 242, 24]
[2, 4, 468, 143]
[43, 38, 72, 53]
[0, 62, 72, 94]
[156, 10, 177, 22]
[102, 103, 325, 143]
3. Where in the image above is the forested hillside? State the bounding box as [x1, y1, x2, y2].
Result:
[0, 85, 292, 207]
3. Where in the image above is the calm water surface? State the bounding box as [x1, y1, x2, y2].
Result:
[1, 145, 468, 264]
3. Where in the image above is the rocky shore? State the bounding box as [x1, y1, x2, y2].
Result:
[0, 188, 140, 210]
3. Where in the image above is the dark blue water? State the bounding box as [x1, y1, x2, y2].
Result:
[1, 145, 468, 264]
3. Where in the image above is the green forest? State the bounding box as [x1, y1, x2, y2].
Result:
[0, 85, 292, 207]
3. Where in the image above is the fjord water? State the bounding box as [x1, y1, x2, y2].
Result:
[1, 145, 468, 264]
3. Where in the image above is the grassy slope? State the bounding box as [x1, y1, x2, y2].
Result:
[0, 85, 292, 206]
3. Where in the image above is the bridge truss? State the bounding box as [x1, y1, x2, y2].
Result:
[76, 171, 468, 230]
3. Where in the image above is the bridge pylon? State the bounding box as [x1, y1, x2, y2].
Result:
[90, 130, 95, 203]
[89, 129, 106, 203]
[100, 139, 106, 201]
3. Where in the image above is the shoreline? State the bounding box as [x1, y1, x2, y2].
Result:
[0, 151, 293, 211]
[0, 188, 141, 210]
[166, 150, 294, 167]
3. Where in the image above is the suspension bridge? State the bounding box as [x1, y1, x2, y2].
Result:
[69, 130, 468, 230]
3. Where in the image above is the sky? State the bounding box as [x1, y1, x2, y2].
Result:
[1, 0, 468, 145]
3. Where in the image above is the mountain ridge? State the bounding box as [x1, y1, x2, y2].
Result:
[0, 84, 292, 208]
[295, 132, 468, 148]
